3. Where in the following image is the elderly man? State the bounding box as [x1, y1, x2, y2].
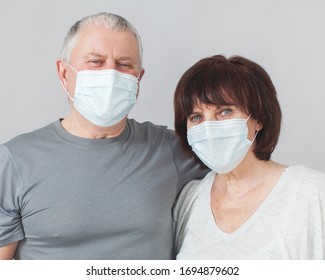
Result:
[0, 12, 206, 259]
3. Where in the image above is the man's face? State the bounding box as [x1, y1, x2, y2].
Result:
[66, 25, 143, 96]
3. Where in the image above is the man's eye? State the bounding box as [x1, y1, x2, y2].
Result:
[90, 60, 102, 65]
[117, 62, 131, 68]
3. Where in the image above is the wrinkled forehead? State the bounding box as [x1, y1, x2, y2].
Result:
[66, 23, 142, 65]
[72, 26, 141, 61]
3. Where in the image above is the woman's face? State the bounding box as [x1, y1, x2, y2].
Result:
[187, 103, 263, 141]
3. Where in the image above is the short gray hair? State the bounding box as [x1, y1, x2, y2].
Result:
[60, 12, 143, 67]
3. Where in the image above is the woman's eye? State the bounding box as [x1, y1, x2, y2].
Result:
[220, 109, 232, 116]
[190, 115, 202, 122]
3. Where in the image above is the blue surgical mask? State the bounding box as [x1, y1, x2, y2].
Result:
[63, 64, 140, 127]
[187, 115, 257, 174]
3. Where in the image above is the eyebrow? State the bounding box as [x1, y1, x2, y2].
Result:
[189, 104, 236, 114]
[84, 53, 135, 63]
[189, 109, 203, 115]
[115, 56, 134, 62]
[84, 53, 107, 59]
[217, 104, 236, 108]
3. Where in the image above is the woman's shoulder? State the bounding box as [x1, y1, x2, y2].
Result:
[174, 171, 215, 217]
[285, 165, 325, 181]
[284, 165, 325, 194]
[180, 171, 215, 198]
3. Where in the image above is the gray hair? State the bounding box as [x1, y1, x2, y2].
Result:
[60, 12, 143, 67]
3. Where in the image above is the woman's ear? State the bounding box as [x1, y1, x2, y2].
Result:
[256, 120, 263, 132]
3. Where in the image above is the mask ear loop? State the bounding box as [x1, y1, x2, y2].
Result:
[60, 81, 75, 103]
[245, 113, 259, 143]
[135, 70, 142, 85]
[251, 130, 258, 143]
[245, 113, 252, 122]
[134, 71, 142, 98]
[60, 60, 78, 102]
[66, 62, 78, 73]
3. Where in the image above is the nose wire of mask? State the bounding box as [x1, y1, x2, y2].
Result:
[67, 62, 141, 83]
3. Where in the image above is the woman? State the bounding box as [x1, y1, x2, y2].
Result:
[173, 55, 325, 259]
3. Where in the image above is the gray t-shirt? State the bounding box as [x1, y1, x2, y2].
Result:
[174, 167, 325, 259]
[0, 119, 206, 259]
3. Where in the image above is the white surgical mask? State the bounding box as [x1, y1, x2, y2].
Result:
[187, 115, 257, 174]
[63, 64, 140, 127]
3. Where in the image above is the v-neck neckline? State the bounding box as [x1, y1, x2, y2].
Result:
[204, 167, 290, 238]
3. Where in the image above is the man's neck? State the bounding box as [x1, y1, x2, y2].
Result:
[61, 114, 127, 139]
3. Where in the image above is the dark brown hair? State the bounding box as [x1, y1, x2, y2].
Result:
[174, 55, 282, 164]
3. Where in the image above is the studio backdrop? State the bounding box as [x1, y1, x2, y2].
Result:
[1, 0, 325, 172]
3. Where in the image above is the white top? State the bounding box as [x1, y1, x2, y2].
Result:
[174, 166, 325, 259]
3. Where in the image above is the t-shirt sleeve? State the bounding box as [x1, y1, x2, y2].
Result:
[167, 130, 209, 192]
[172, 179, 201, 255]
[0, 145, 24, 246]
[311, 169, 325, 257]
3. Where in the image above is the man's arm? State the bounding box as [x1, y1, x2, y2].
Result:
[0, 242, 18, 260]
[0, 146, 23, 260]
[167, 130, 209, 192]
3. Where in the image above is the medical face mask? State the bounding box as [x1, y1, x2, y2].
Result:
[63, 64, 139, 127]
[187, 116, 257, 174]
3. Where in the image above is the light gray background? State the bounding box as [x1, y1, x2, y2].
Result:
[1, 0, 324, 172]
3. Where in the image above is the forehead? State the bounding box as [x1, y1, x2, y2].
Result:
[186, 91, 234, 113]
[70, 25, 140, 63]
[192, 102, 234, 111]
[187, 94, 248, 116]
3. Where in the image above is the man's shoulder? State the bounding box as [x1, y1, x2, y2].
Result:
[127, 118, 175, 139]
[127, 118, 169, 131]
[3, 121, 56, 151]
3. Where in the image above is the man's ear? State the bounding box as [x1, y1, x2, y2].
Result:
[138, 68, 145, 82]
[56, 58, 68, 88]
[136, 68, 145, 98]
